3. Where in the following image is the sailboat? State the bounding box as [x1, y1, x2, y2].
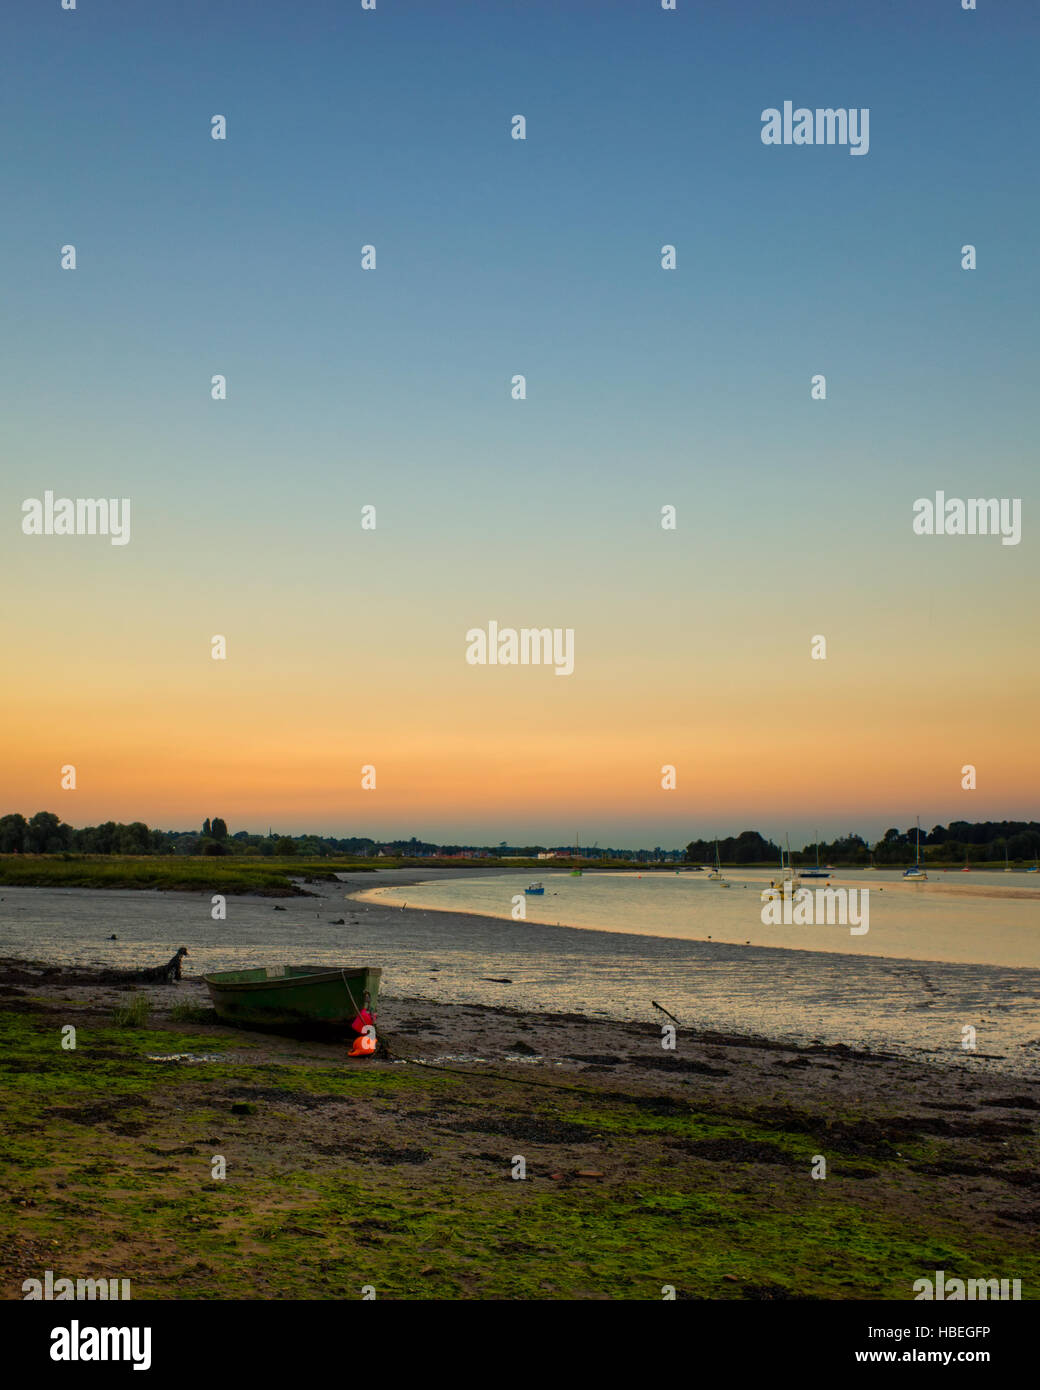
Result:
[903, 818, 928, 881]
[1004, 846, 1013, 874]
[706, 840, 725, 881]
[762, 836, 801, 901]
[779, 835, 801, 888]
[802, 830, 831, 879]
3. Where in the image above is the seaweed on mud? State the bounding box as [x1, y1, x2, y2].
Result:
[312, 1141, 431, 1165]
[627, 1055, 729, 1076]
[884, 1114, 1034, 1140]
[435, 1114, 594, 1144]
[666, 1136, 793, 1165]
[223, 1086, 355, 1111]
[44, 1096, 154, 1127]
[977, 1095, 1040, 1111]
[738, 1282, 805, 1300]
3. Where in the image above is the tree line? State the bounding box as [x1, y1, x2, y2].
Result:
[685, 824, 1040, 865]
[2, 812, 1037, 863]
[0, 813, 377, 859]
[0, 818, 525, 860]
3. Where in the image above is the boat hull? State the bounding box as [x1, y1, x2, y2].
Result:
[204, 966, 381, 1028]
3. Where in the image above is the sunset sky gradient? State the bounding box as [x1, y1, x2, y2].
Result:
[2, 0, 1037, 845]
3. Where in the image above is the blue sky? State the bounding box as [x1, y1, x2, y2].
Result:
[2, 0, 1037, 843]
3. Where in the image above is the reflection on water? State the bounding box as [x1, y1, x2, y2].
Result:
[367, 869, 1040, 968]
[0, 876, 1037, 1076]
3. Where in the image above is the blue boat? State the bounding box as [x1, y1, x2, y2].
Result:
[525, 881, 545, 895]
[802, 833, 831, 877]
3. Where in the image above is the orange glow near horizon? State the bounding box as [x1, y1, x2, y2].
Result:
[4, 658, 1037, 839]
[4, 515, 1038, 842]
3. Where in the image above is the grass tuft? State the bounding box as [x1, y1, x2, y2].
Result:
[112, 997, 152, 1028]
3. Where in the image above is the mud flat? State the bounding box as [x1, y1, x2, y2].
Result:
[2, 956, 1038, 1300]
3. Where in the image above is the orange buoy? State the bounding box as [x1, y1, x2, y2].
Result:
[349, 1033, 376, 1057]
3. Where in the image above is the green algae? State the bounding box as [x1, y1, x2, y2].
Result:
[3, 1005, 1038, 1301]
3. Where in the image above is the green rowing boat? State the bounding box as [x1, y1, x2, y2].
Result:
[203, 965, 381, 1028]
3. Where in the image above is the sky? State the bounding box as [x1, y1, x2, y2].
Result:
[1, 0, 1037, 847]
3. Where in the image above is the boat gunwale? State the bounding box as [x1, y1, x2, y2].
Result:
[203, 966, 380, 994]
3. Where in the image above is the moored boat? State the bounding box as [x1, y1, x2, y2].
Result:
[903, 817, 928, 881]
[706, 839, 725, 881]
[801, 830, 831, 878]
[776, 834, 801, 889]
[204, 965, 380, 1028]
[525, 881, 545, 895]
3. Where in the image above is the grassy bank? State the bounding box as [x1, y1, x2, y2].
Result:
[3, 990, 1038, 1300]
[0, 854, 554, 893]
[0, 855, 382, 895]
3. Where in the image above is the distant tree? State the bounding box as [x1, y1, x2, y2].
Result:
[26, 811, 69, 854]
[211, 818, 228, 842]
[202, 818, 212, 838]
[0, 813, 28, 853]
[730, 830, 779, 864]
[201, 840, 227, 856]
[121, 822, 152, 854]
[274, 837, 297, 856]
